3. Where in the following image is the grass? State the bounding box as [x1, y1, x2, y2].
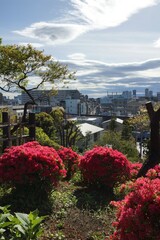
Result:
[40, 173, 117, 240]
[0, 172, 117, 240]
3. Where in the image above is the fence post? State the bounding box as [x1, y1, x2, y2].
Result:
[29, 113, 35, 140]
[2, 112, 10, 152]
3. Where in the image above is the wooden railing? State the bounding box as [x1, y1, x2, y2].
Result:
[0, 112, 35, 153]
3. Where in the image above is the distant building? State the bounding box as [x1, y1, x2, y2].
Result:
[149, 90, 153, 98]
[77, 123, 104, 151]
[122, 91, 132, 99]
[102, 118, 123, 131]
[65, 99, 80, 115]
[21, 90, 52, 105]
[21, 89, 81, 105]
[133, 90, 136, 98]
[157, 92, 160, 101]
[69, 116, 103, 126]
[56, 89, 81, 101]
[145, 88, 150, 98]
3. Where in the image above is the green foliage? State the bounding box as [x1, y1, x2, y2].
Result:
[50, 107, 81, 147]
[121, 120, 133, 140]
[0, 205, 45, 239]
[35, 112, 54, 137]
[52, 186, 77, 213]
[96, 131, 139, 162]
[36, 127, 60, 149]
[127, 105, 150, 132]
[109, 118, 117, 131]
[0, 43, 75, 102]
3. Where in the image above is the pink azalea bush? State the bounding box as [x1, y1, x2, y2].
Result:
[110, 177, 160, 240]
[57, 147, 80, 179]
[146, 164, 160, 179]
[79, 146, 131, 188]
[115, 163, 160, 198]
[0, 141, 66, 187]
[129, 162, 142, 179]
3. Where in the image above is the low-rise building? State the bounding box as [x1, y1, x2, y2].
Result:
[77, 123, 104, 151]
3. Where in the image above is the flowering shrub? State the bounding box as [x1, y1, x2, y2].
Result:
[146, 164, 160, 179]
[113, 181, 134, 199]
[57, 147, 80, 179]
[79, 146, 131, 188]
[129, 162, 142, 179]
[0, 141, 66, 187]
[110, 177, 160, 240]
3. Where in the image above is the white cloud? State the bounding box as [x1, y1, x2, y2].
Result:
[68, 53, 86, 60]
[70, 0, 159, 28]
[13, 0, 160, 45]
[14, 22, 88, 45]
[18, 42, 44, 48]
[154, 38, 160, 48]
[60, 57, 160, 97]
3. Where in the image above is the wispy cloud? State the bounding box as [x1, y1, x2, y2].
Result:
[18, 42, 44, 48]
[69, 0, 159, 28]
[154, 38, 160, 48]
[60, 56, 160, 97]
[14, 22, 87, 45]
[13, 0, 160, 45]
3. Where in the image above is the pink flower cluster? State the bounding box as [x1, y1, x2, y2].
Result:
[146, 164, 160, 179]
[57, 147, 80, 179]
[110, 177, 160, 240]
[79, 146, 131, 187]
[0, 141, 66, 186]
[129, 162, 142, 179]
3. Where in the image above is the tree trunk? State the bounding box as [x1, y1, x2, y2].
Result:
[137, 102, 160, 177]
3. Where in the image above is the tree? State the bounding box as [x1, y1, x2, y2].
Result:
[96, 130, 139, 162]
[0, 43, 75, 103]
[36, 127, 60, 149]
[50, 107, 81, 147]
[121, 120, 133, 140]
[35, 112, 54, 137]
[0, 43, 75, 133]
[109, 117, 117, 131]
[137, 102, 160, 177]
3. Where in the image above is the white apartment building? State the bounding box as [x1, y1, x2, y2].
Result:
[65, 99, 88, 115]
[65, 99, 80, 115]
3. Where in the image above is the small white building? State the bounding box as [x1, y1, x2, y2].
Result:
[102, 118, 123, 131]
[77, 123, 104, 151]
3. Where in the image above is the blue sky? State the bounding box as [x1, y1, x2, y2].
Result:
[1, 0, 160, 98]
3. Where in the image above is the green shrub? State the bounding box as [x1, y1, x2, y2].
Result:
[0, 205, 45, 239]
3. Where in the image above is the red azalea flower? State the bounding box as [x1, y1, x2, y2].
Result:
[110, 177, 160, 240]
[0, 141, 66, 186]
[79, 146, 131, 187]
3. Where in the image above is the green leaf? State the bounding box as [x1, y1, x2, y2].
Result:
[15, 213, 30, 227]
[14, 224, 26, 235]
[0, 228, 6, 233]
[0, 205, 10, 214]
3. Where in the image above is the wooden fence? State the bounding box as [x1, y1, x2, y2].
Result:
[0, 112, 35, 153]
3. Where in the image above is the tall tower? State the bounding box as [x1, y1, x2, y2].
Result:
[145, 88, 149, 98]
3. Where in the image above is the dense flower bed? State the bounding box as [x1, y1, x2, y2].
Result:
[0, 141, 66, 186]
[110, 177, 160, 240]
[57, 147, 80, 179]
[129, 162, 142, 179]
[79, 146, 131, 187]
[146, 164, 160, 179]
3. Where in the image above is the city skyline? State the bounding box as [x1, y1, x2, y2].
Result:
[1, 0, 160, 98]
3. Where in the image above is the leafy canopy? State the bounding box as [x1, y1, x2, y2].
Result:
[0, 43, 75, 103]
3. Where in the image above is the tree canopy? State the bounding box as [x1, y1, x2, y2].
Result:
[0, 43, 75, 103]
